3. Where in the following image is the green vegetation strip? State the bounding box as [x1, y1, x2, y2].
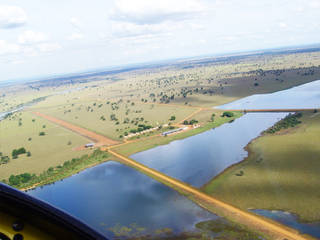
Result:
[2, 149, 110, 190]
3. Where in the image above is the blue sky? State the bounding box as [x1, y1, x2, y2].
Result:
[0, 0, 320, 82]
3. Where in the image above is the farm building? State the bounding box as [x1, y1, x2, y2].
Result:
[85, 143, 95, 148]
[161, 127, 187, 136]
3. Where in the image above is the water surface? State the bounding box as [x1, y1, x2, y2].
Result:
[28, 161, 218, 238]
[252, 210, 320, 238]
[131, 113, 287, 187]
[217, 79, 320, 110]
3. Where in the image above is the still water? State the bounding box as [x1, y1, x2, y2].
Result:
[131, 113, 287, 187]
[28, 80, 320, 239]
[28, 161, 218, 238]
[252, 210, 320, 238]
[217, 79, 320, 110]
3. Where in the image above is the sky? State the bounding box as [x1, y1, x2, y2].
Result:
[0, 0, 320, 82]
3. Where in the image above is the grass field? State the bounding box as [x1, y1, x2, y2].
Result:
[32, 100, 197, 140]
[0, 111, 91, 180]
[202, 111, 320, 222]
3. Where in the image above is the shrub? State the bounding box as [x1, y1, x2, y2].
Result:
[211, 113, 215, 122]
[170, 116, 176, 121]
[0, 156, 10, 164]
[39, 132, 45, 136]
[222, 112, 234, 117]
[189, 119, 198, 125]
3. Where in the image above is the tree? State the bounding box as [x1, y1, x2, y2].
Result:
[170, 116, 176, 121]
[27, 151, 31, 157]
[39, 132, 45, 136]
[211, 113, 215, 122]
[183, 120, 189, 125]
[222, 112, 234, 118]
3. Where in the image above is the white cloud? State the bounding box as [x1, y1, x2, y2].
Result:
[70, 17, 81, 29]
[309, 0, 320, 8]
[18, 30, 47, 44]
[110, 0, 205, 24]
[67, 32, 84, 40]
[0, 40, 20, 55]
[111, 22, 163, 38]
[279, 22, 288, 28]
[37, 43, 61, 52]
[0, 5, 27, 29]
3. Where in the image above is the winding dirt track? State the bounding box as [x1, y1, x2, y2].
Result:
[33, 112, 119, 146]
[34, 111, 315, 240]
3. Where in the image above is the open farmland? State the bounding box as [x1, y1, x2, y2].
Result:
[0, 111, 91, 180]
[203, 111, 320, 222]
[31, 99, 197, 140]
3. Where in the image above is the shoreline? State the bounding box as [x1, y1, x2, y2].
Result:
[201, 111, 320, 224]
[15, 112, 242, 192]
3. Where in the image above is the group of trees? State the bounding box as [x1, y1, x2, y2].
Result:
[265, 113, 302, 134]
[9, 173, 34, 186]
[128, 124, 153, 134]
[12, 147, 26, 158]
[11, 147, 31, 159]
[183, 119, 198, 125]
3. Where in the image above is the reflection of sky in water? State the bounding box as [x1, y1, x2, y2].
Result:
[252, 210, 320, 238]
[132, 113, 287, 187]
[28, 161, 218, 238]
[217, 80, 320, 110]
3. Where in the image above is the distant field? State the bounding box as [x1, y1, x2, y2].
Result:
[203, 111, 320, 222]
[0, 111, 91, 180]
[2, 49, 320, 189]
[32, 100, 196, 140]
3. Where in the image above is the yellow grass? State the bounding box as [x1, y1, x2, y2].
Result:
[0, 111, 91, 179]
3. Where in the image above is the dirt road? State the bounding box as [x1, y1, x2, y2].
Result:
[109, 149, 314, 240]
[33, 112, 119, 146]
[34, 111, 315, 240]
